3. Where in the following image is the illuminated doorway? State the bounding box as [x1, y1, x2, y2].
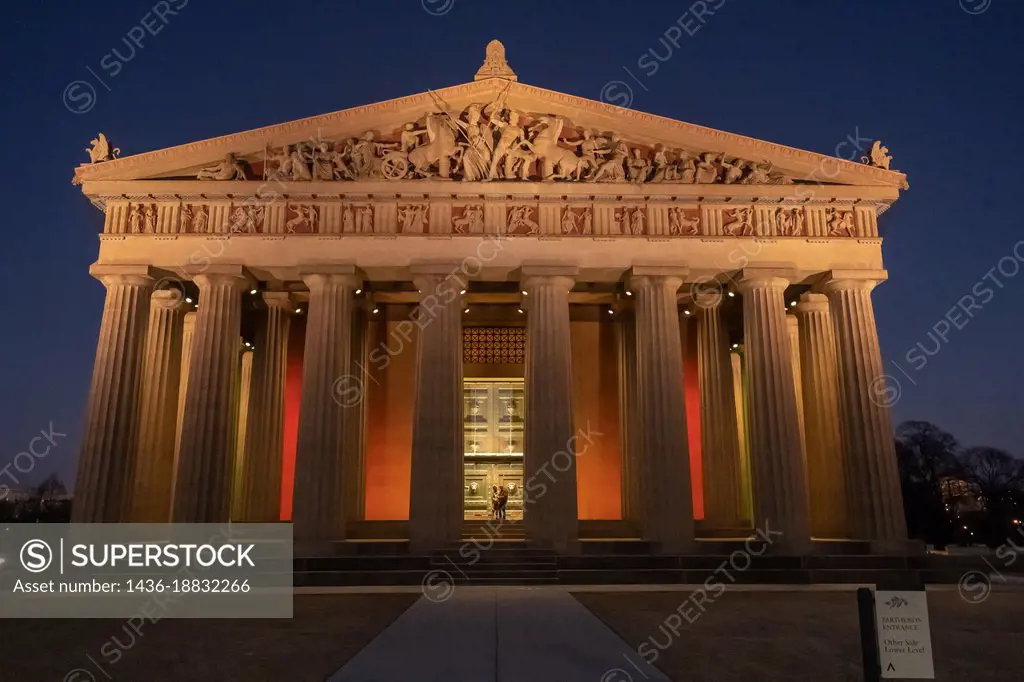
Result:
[463, 379, 525, 520]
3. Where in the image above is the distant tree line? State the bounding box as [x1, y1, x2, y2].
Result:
[896, 420, 1024, 549]
[0, 472, 71, 522]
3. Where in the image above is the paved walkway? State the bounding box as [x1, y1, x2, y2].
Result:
[328, 587, 669, 682]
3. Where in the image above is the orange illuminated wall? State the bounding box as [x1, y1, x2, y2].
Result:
[363, 316, 416, 520]
[280, 319, 305, 521]
[684, 319, 703, 520]
[571, 319, 622, 520]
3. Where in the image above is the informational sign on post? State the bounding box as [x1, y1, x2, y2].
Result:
[874, 590, 935, 679]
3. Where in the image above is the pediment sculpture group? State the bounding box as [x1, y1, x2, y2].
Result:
[192, 99, 796, 186]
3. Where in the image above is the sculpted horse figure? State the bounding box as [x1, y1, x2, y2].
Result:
[530, 116, 584, 181]
[408, 113, 459, 178]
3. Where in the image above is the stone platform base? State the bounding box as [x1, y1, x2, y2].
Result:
[293, 539, 1014, 588]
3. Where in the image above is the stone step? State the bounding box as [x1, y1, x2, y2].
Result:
[432, 556, 558, 567]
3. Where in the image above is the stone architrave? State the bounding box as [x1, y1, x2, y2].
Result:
[73, 266, 155, 523]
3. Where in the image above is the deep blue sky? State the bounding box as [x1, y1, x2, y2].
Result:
[1, 0, 1021, 488]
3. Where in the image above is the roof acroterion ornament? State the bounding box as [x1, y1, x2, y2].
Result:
[474, 39, 517, 81]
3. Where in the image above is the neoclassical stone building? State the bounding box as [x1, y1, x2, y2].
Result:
[72, 41, 909, 554]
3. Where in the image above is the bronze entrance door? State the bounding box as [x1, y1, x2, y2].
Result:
[462, 379, 524, 520]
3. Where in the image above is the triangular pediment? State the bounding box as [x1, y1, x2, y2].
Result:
[73, 69, 907, 191]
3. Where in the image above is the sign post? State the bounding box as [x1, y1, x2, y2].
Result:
[857, 578, 936, 681]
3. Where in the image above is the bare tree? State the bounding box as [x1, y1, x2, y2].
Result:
[961, 447, 1024, 545]
[894, 421, 961, 547]
[34, 473, 67, 501]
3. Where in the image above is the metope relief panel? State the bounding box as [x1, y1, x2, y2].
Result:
[396, 203, 429, 234]
[559, 205, 594, 235]
[722, 206, 755, 237]
[227, 203, 265, 234]
[452, 204, 485, 234]
[668, 207, 701, 236]
[505, 204, 539, 236]
[775, 206, 805, 237]
[615, 205, 648, 236]
[179, 204, 211, 234]
[826, 207, 856, 237]
[284, 204, 319, 234]
[125, 203, 159, 234]
[342, 204, 375, 234]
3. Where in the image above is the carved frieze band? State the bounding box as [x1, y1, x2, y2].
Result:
[101, 198, 879, 239]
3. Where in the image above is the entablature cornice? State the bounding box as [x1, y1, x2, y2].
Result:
[81, 179, 900, 205]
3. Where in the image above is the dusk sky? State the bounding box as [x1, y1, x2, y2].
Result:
[1, 0, 1021, 489]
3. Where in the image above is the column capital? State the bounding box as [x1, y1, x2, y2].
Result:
[151, 288, 187, 311]
[301, 272, 362, 289]
[521, 264, 576, 293]
[792, 292, 830, 314]
[261, 292, 295, 311]
[626, 266, 688, 293]
[89, 264, 158, 287]
[298, 263, 362, 289]
[692, 290, 725, 311]
[818, 269, 888, 294]
[736, 267, 796, 292]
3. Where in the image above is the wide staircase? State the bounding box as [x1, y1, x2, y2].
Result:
[428, 520, 558, 585]
[292, 520, 1024, 587]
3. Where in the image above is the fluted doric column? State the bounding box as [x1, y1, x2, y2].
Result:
[73, 266, 154, 522]
[793, 293, 849, 538]
[130, 288, 185, 522]
[617, 309, 641, 524]
[172, 270, 249, 522]
[522, 267, 578, 552]
[786, 315, 808, 464]
[240, 293, 292, 522]
[731, 350, 753, 522]
[628, 268, 693, 553]
[230, 348, 253, 521]
[696, 294, 744, 528]
[822, 272, 908, 545]
[408, 268, 464, 550]
[738, 271, 810, 552]
[292, 267, 360, 545]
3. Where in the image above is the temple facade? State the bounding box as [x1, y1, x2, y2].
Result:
[71, 41, 910, 554]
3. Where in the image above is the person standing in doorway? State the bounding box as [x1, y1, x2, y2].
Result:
[491, 486, 500, 520]
[497, 485, 509, 521]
